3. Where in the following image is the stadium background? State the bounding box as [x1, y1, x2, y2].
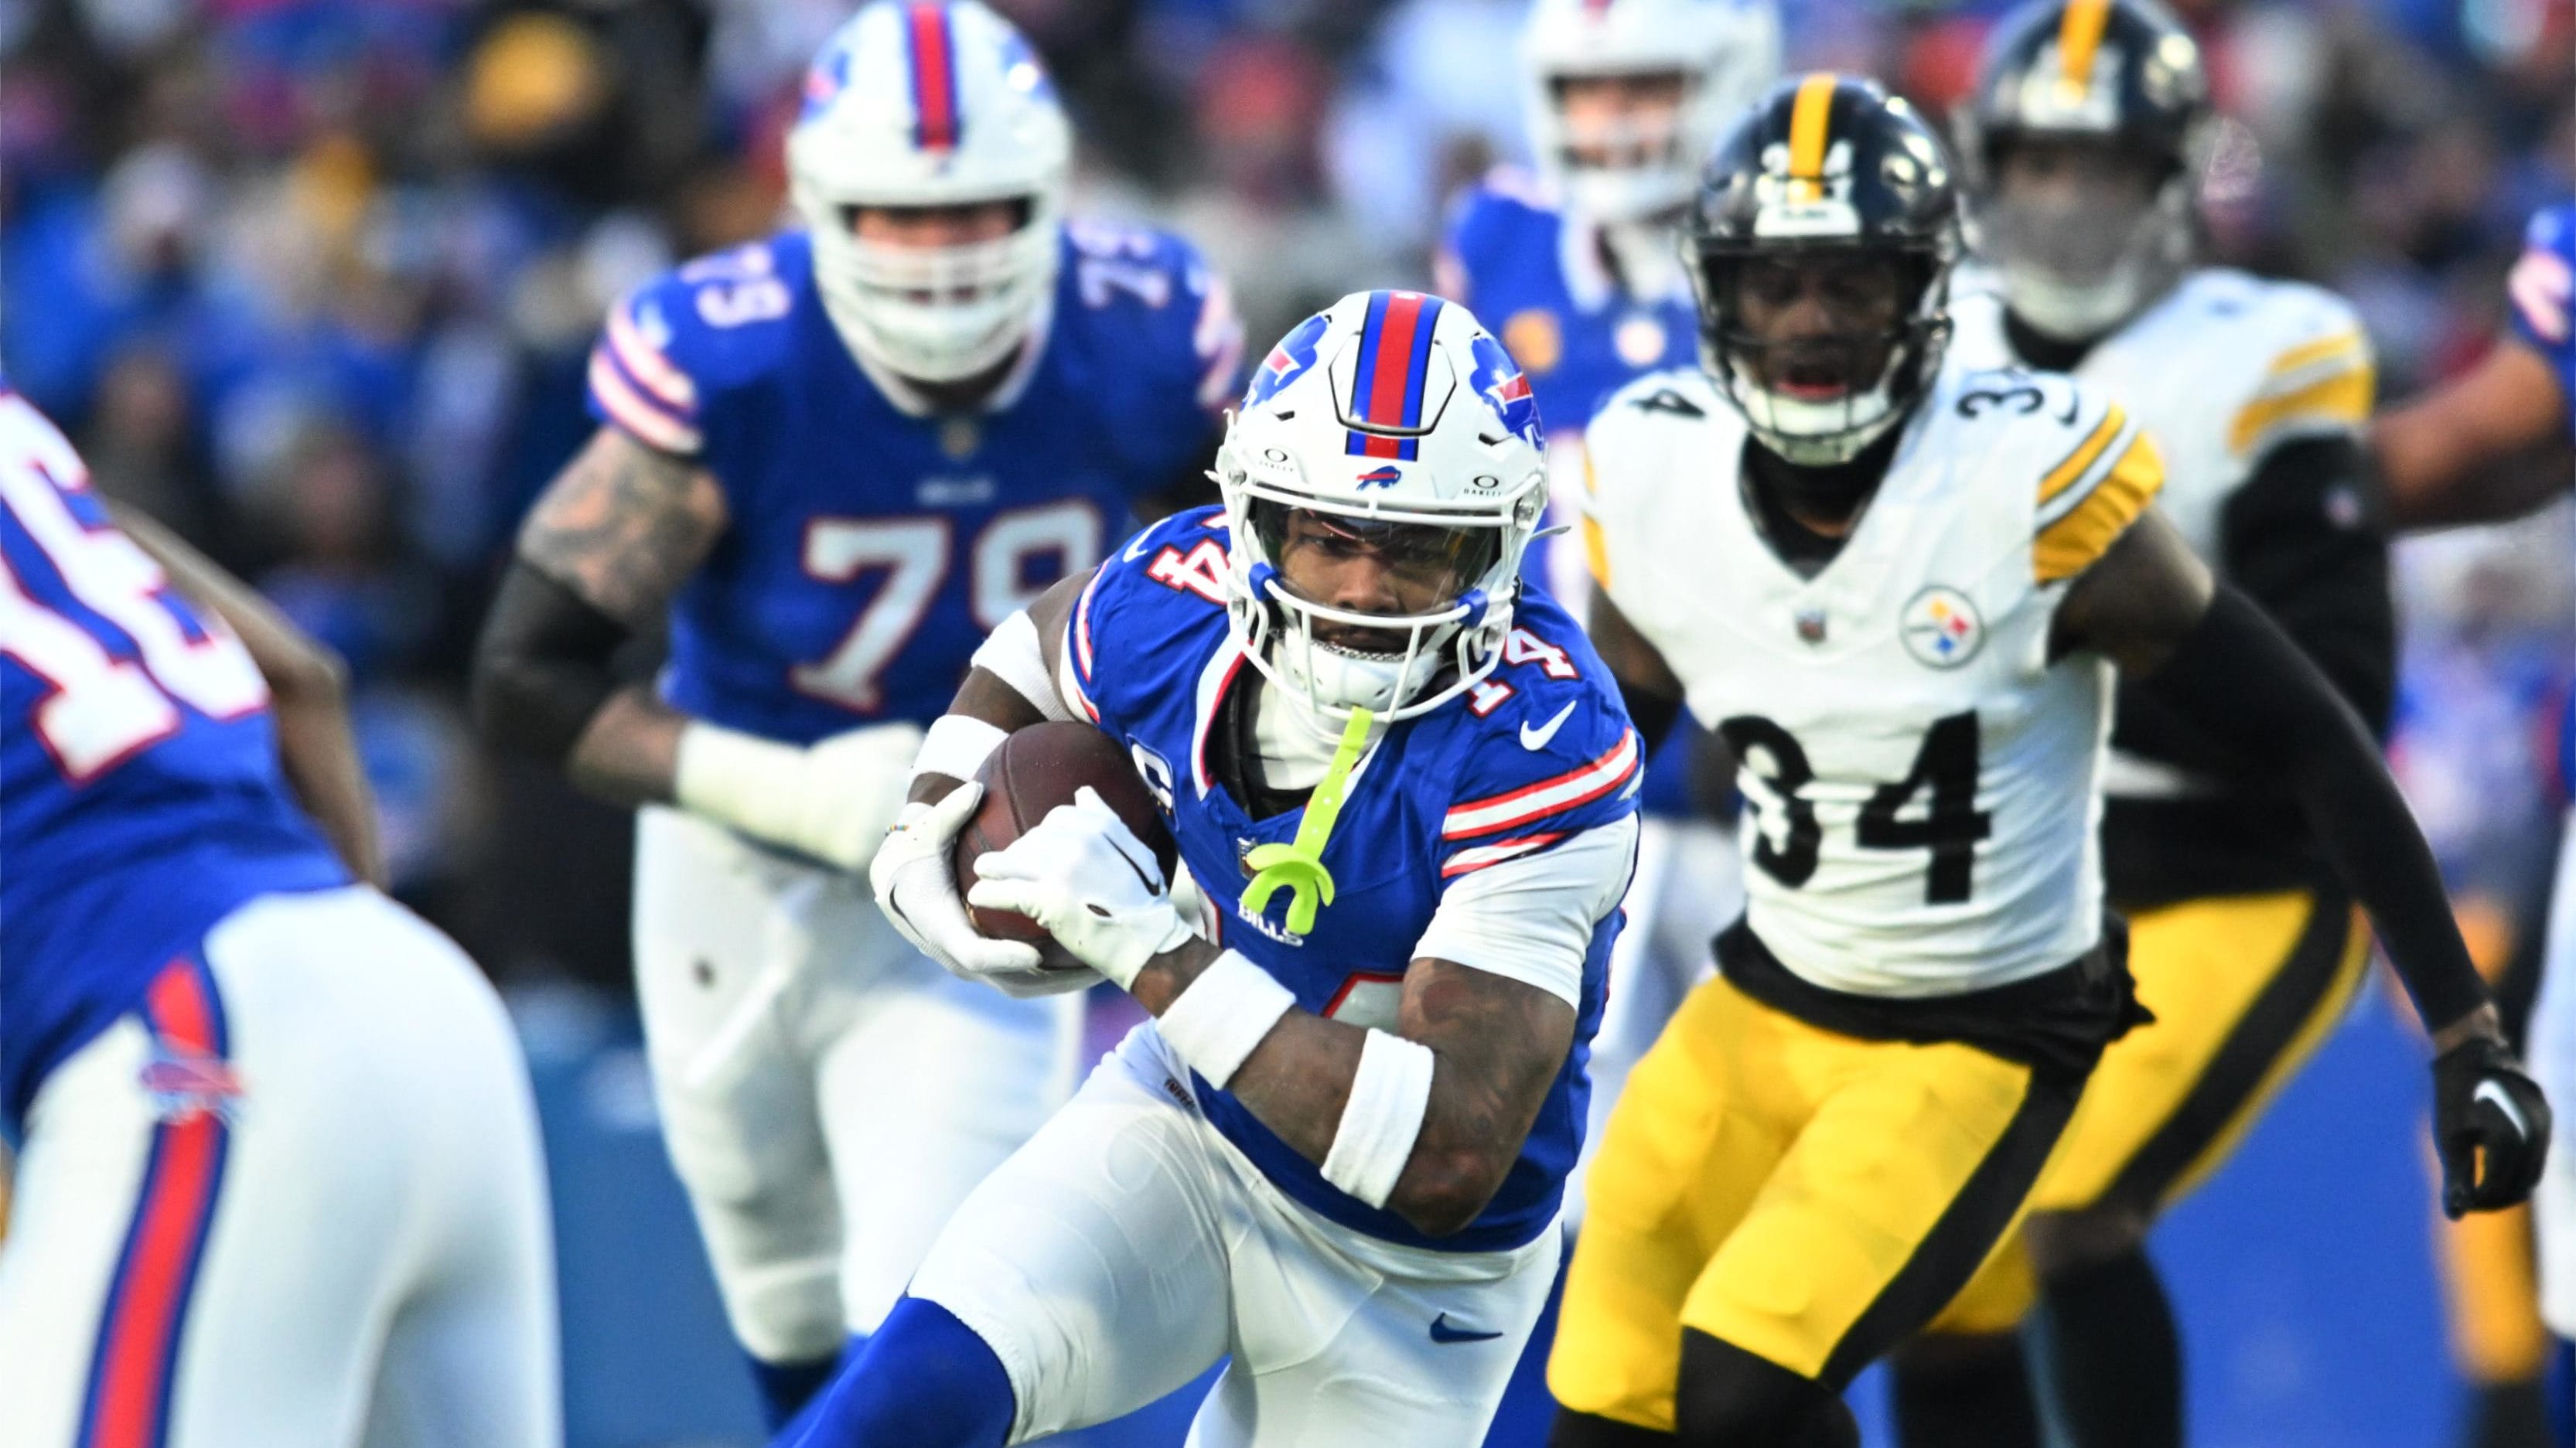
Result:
[3, 0, 2571, 1441]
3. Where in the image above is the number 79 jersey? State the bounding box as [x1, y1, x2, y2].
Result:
[585, 223, 1239, 743]
[1581, 359, 2165, 997]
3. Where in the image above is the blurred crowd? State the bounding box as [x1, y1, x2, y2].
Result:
[5, 0, 2570, 986]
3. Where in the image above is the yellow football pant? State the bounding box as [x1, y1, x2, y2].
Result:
[1931, 889, 2368, 1333]
[1551, 973, 2079, 1429]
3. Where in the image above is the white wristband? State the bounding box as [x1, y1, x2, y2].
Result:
[1155, 949, 1295, 1089]
[913, 714, 1008, 785]
[971, 610, 1072, 722]
[674, 722, 807, 846]
[1321, 1029, 1435, 1210]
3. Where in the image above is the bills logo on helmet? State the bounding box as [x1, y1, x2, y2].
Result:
[1469, 334, 1544, 450]
[1247, 311, 1331, 408]
[801, 36, 855, 118]
[1355, 465, 1404, 489]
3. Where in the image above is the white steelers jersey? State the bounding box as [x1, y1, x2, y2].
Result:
[1948, 267, 2373, 801]
[1581, 356, 2163, 997]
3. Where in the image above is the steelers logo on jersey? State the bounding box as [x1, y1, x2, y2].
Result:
[1900, 585, 1984, 668]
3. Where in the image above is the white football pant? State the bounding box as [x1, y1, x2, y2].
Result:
[909, 1020, 1562, 1445]
[2530, 803, 2576, 1336]
[1564, 813, 1740, 1228]
[630, 806, 1083, 1364]
[0, 885, 558, 1448]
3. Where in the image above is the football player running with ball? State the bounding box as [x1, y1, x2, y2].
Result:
[470, 2, 1238, 1428]
[785, 291, 1639, 1443]
[1899, 3, 2401, 1443]
[1549, 75, 2547, 1446]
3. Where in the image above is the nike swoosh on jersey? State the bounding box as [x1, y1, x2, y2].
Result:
[1428, 1313, 1504, 1344]
[1520, 700, 1578, 751]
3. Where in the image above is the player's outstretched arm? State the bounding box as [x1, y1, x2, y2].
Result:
[474, 427, 726, 807]
[2371, 336, 2571, 529]
[114, 503, 384, 887]
[2052, 508, 2549, 1215]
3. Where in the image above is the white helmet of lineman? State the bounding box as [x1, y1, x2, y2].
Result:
[1522, 0, 1783, 225]
[786, 1, 1070, 383]
[1216, 291, 1549, 736]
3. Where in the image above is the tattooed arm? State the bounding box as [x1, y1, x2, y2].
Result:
[473, 428, 728, 806]
[1127, 941, 1579, 1238]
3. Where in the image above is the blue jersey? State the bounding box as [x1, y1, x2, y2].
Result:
[2506, 205, 2576, 798]
[1062, 508, 1639, 1252]
[0, 391, 345, 1139]
[1438, 169, 1698, 449]
[2507, 203, 2575, 441]
[586, 223, 1240, 744]
[1440, 169, 1703, 816]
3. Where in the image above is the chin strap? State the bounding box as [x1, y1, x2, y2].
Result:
[1240, 706, 1373, 935]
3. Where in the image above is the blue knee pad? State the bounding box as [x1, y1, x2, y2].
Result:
[781, 1297, 1015, 1447]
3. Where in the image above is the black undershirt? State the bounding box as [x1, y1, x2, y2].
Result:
[1739, 428, 1905, 578]
[2001, 309, 2100, 374]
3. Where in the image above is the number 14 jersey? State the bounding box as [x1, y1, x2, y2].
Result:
[1580, 359, 2163, 997]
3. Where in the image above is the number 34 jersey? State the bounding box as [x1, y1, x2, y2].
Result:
[1581, 359, 2164, 997]
[585, 223, 1240, 744]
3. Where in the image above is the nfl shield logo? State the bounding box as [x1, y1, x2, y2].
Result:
[1795, 610, 1827, 644]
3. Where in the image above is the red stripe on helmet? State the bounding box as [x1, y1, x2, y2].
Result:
[909, 5, 959, 152]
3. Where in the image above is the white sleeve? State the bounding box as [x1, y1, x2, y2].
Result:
[1411, 814, 1639, 1007]
[970, 609, 1073, 721]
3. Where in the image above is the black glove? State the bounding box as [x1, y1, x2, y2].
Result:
[2432, 1035, 2551, 1218]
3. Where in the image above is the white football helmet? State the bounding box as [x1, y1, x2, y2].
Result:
[1522, 0, 1783, 225]
[786, 1, 1070, 383]
[1216, 291, 1549, 737]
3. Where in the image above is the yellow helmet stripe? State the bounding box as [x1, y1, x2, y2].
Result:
[2057, 0, 2114, 91]
[1786, 73, 1838, 199]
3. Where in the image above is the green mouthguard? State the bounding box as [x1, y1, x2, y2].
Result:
[1240, 706, 1375, 936]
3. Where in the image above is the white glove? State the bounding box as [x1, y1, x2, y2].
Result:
[674, 719, 923, 873]
[871, 785, 1099, 997]
[967, 787, 1196, 990]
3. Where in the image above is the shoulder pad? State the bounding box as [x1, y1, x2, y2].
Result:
[1441, 625, 1639, 860]
[2023, 376, 2165, 585]
[2215, 277, 2373, 458]
[1061, 220, 1242, 417]
[587, 235, 807, 454]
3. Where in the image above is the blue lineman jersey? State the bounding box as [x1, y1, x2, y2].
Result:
[1438, 169, 1699, 444]
[1061, 507, 1640, 1252]
[1440, 169, 1701, 814]
[0, 390, 346, 1139]
[586, 222, 1240, 744]
[2504, 204, 2576, 795]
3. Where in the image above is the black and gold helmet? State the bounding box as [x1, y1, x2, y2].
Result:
[1956, 0, 2213, 340]
[1686, 73, 1962, 466]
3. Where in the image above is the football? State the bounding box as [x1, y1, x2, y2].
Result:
[951, 721, 1179, 970]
